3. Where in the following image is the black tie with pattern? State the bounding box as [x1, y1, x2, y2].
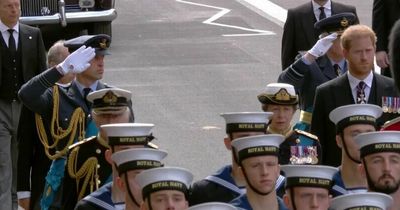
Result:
[319, 7, 326, 20]
[333, 64, 341, 76]
[356, 81, 366, 104]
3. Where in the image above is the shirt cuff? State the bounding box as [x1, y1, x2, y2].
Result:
[17, 191, 31, 200]
[301, 56, 312, 65]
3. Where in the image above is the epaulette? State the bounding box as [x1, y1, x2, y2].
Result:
[68, 136, 97, 150]
[294, 129, 319, 141]
[381, 116, 400, 131]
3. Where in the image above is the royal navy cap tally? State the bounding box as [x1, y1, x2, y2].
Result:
[87, 88, 131, 114]
[231, 134, 284, 164]
[354, 131, 400, 158]
[101, 123, 154, 146]
[188, 202, 237, 210]
[281, 165, 337, 189]
[136, 167, 193, 200]
[64, 34, 111, 55]
[220, 112, 272, 134]
[314, 12, 357, 35]
[111, 148, 167, 174]
[257, 83, 298, 105]
[330, 192, 393, 210]
[329, 104, 382, 133]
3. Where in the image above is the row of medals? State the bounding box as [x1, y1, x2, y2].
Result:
[382, 96, 400, 113]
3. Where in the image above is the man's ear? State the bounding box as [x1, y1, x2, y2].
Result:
[224, 136, 232, 150]
[283, 193, 291, 209]
[116, 176, 125, 192]
[359, 162, 366, 179]
[105, 149, 113, 165]
[336, 134, 343, 149]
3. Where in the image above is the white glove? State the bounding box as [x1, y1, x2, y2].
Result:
[308, 33, 338, 58]
[58, 46, 96, 74]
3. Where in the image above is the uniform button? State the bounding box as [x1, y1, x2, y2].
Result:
[96, 149, 101, 154]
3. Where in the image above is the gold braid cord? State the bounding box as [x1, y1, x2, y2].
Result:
[67, 146, 99, 200]
[35, 85, 86, 160]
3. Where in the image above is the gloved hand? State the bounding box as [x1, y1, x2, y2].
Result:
[307, 33, 338, 58]
[58, 46, 95, 75]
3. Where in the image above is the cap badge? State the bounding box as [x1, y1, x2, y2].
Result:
[275, 88, 290, 101]
[340, 17, 349, 28]
[99, 39, 108, 49]
[102, 91, 118, 105]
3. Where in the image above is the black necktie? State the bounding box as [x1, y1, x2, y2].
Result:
[356, 81, 366, 104]
[83, 88, 92, 108]
[333, 64, 341, 76]
[319, 7, 326, 20]
[7, 29, 16, 54]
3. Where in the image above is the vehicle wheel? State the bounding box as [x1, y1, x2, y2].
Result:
[90, 21, 112, 37]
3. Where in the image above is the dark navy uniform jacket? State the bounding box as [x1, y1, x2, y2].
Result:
[330, 169, 367, 198]
[189, 165, 286, 206]
[230, 194, 288, 210]
[75, 182, 124, 210]
[278, 56, 341, 113]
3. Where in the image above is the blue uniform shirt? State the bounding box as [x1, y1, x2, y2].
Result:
[230, 194, 288, 210]
[331, 169, 367, 197]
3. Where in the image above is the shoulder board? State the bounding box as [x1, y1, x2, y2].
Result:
[294, 129, 319, 141]
[68, 136, 97, 150]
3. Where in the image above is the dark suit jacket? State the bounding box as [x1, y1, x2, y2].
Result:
[0, 24, 46, 86]
[281, 1, 358, 70]
[278, 56, 339, 111]
[373, 0, 400, 52]
[17, 106, 51, 210]
[310, 73, 399, 166]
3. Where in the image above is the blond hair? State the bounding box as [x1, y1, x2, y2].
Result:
[340, 25, 376, 50]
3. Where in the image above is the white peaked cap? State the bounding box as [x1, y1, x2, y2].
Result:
[330, 192, 392, 210]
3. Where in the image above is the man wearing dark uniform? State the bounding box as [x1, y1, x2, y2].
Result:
[229, 135, 288, 210]
[329, 104, 382, 197]
[18, 34, 112, 210]
[189, 112, 286, 205]
[75, 122, 158, 210]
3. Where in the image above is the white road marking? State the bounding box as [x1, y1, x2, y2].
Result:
[236, 0, 287, 27]
[176, 0, 274, 36]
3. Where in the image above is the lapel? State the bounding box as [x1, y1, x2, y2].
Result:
[318, 56, 337, 80]
[335, 75, 354, 104]
[67, 81, 89, 112]
[302, 2, 318, 46]
[19, 24, 33, 76]
[373, 73, 386, 106]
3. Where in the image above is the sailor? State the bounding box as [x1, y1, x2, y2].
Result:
[330, 192, 392, 210]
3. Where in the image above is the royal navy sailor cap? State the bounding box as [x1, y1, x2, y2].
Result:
[64, 34, 111, 55]
[354, 131, 400, 158]
[188, 202, 237, 210]
[136, 167, 193, 200]
[257, 83, 298, 105]
[231, 134, 284, 164]
[111, 148, 167, 174]
[101, 123, 155, 147]
[329, 104, 382, 133]
[330, 192, 392, 210]
[220, 112, 272, 134]
[314, 12, 357, 35]
[281, 165, 337, 189]
[87, 88, 131, 115]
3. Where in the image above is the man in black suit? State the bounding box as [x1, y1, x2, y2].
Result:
[279, 13, 357, 132]
[0, 0, 47, 209]
[311, 25, 399, 167]
[17, 41, 70, 210]
[372, 0, 400, 77]
[281, 0, 358, 70]
[390, 20, 400, 92]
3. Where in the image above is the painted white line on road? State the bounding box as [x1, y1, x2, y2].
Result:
[176, 0, 274, 36]
[237, 0, 287, 27]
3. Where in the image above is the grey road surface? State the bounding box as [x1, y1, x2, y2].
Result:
[103, 0, 372, 181]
